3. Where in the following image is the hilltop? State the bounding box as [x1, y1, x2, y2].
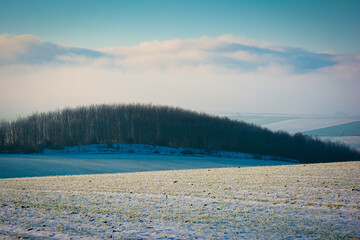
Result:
[0, 104, 359, 163]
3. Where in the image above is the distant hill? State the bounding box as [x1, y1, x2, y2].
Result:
[0, 104, 359, 163]
[303, 121, 360, 137]
[227, 115, 299, 125]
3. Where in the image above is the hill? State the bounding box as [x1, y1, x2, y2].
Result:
[0, 104, 359, 163]
[303, 121, 360, 137]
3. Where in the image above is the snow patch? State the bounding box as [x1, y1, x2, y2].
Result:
[40, 143, 298, 163]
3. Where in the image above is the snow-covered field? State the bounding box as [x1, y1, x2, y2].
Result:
[0, 143, 297, 179]
[1, 162, 359, 239]
[262, 117, 360, 134]
[319, 136, 360, 152]
[228, 115, 360, 151]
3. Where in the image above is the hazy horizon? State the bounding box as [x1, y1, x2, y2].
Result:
[1, 0, 359, 118]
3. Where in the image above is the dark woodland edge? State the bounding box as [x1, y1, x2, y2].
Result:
[0, 103, 359, 163]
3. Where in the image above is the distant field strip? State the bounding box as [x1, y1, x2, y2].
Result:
[228, 115, 298, 125]
[0, 162, 359, 239]
[263, 117, 360, 134]
[319, 136, 360, 152]
[303, 121, 360, 136]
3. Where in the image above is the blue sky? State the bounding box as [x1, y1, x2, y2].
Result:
[0, 0, 359, 53]
[0, 0, 359, 117]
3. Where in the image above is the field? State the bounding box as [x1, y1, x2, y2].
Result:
[0, 154, 294, 179]
[1, 162, 359, 239]
[319, 136, 360, 152]
[0, 143, 297, 179]
[227, 114, 360, 134]
[261, 117, 360, 134]
[228, 114, 360, 152]
[303, 121, 360, 137]
[227, 115, 299, 125]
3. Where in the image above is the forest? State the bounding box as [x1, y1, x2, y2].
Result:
[0, 104, 359, 163]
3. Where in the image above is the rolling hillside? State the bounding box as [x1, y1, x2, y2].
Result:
[303, 121, 360, 136]
[228, 114, 360, 152]
[0, 104, 359, 163]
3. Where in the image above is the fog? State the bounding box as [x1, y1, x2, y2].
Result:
[1, 34, 359, 118]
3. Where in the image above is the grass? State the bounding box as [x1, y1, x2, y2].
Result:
[0, 162, 359, 239]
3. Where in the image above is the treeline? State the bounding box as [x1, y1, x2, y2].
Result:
[0, 104, 359, 163]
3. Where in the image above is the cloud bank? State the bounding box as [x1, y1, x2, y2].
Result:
[0, 34, 359, 117]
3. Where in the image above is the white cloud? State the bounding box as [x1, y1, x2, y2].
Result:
[0, 34, 40, 62]
[0, 34, 359, 117]
[0, 34, 104, 65]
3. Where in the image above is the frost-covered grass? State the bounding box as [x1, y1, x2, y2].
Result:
[1, 162, 359, 239]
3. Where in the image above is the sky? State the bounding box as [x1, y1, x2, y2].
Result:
[0, 0, 359, 117]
